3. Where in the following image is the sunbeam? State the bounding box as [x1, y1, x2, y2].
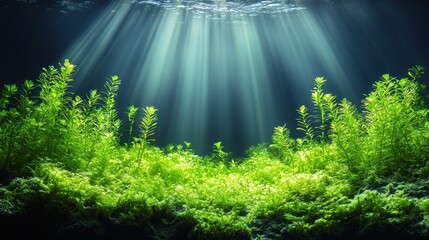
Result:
[62, 0, 297, 154]
[2, 1, 429, 238]
[57, 0, 427, 155]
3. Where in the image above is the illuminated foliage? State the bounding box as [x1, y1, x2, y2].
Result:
[0, 61, 428, 239]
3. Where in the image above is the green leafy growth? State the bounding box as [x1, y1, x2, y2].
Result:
[408, 65, 425, 81]
[212, 141, 229, 164]
[297, 105, 314, 143]
[311, 76, 328, 141]
[184, 141, 193, 152]
[36, 59, 75, 159]
[1, 61, 429, 239]
[80, 89, 101, 164]
[269, 124, 295, 163]
[84, 90, 100, 113]
[101, 75, 121, 137]
[323, 93, 339, 127]
[0, 60, 77, 174]
[127, 105, 138, 145]
[363, 67, 428, 177]
[136, 106, 158, 165]
[297, 77, 339, 144]
[331, 98, 365, 174]
[0, 84, 18, 111]
[0, 81, 35, 173]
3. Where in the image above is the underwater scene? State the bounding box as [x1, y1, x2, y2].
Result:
[1, 0, 429, 239]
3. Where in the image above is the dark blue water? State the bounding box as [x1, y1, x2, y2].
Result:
[1, 0, 429, 157]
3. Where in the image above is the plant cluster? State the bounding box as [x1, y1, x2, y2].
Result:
[0, 60, 428, 239]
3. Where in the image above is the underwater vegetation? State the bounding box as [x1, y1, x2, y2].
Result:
[1, 60, 429, 239]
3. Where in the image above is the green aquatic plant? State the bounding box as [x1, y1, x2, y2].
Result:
[136, 106, 158, 165]
[363, 67, 428, 178]
[0, 84, 18, 111]
[330, 98, 365, 174]
[408, 65, 425, 81]
[101, 75, 121, 136]
[297, 105, 314, 143]
[269, 124, 294, 163]
[184, 141, 192, 150]
[1, 61, 429, 239]
[296, 77, 334, 144]
[0, 60, 77, 174]
[139, 106, 158, 145]
[126, 105, 138, 145]
[212, 141, 230, 164]
[37, 60, 74, 157]
[80, 89, 101, 164]
[311, 76, 328, 141]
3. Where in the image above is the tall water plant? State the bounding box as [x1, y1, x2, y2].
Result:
[363, 66, 428, 177]
[136, 106, 158, 166]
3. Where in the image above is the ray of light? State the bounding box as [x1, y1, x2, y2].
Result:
[60, 0, 392, 155]
[62, 1, 132, 88]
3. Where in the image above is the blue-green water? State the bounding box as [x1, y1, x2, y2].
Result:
[1, 0, 429, 156]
